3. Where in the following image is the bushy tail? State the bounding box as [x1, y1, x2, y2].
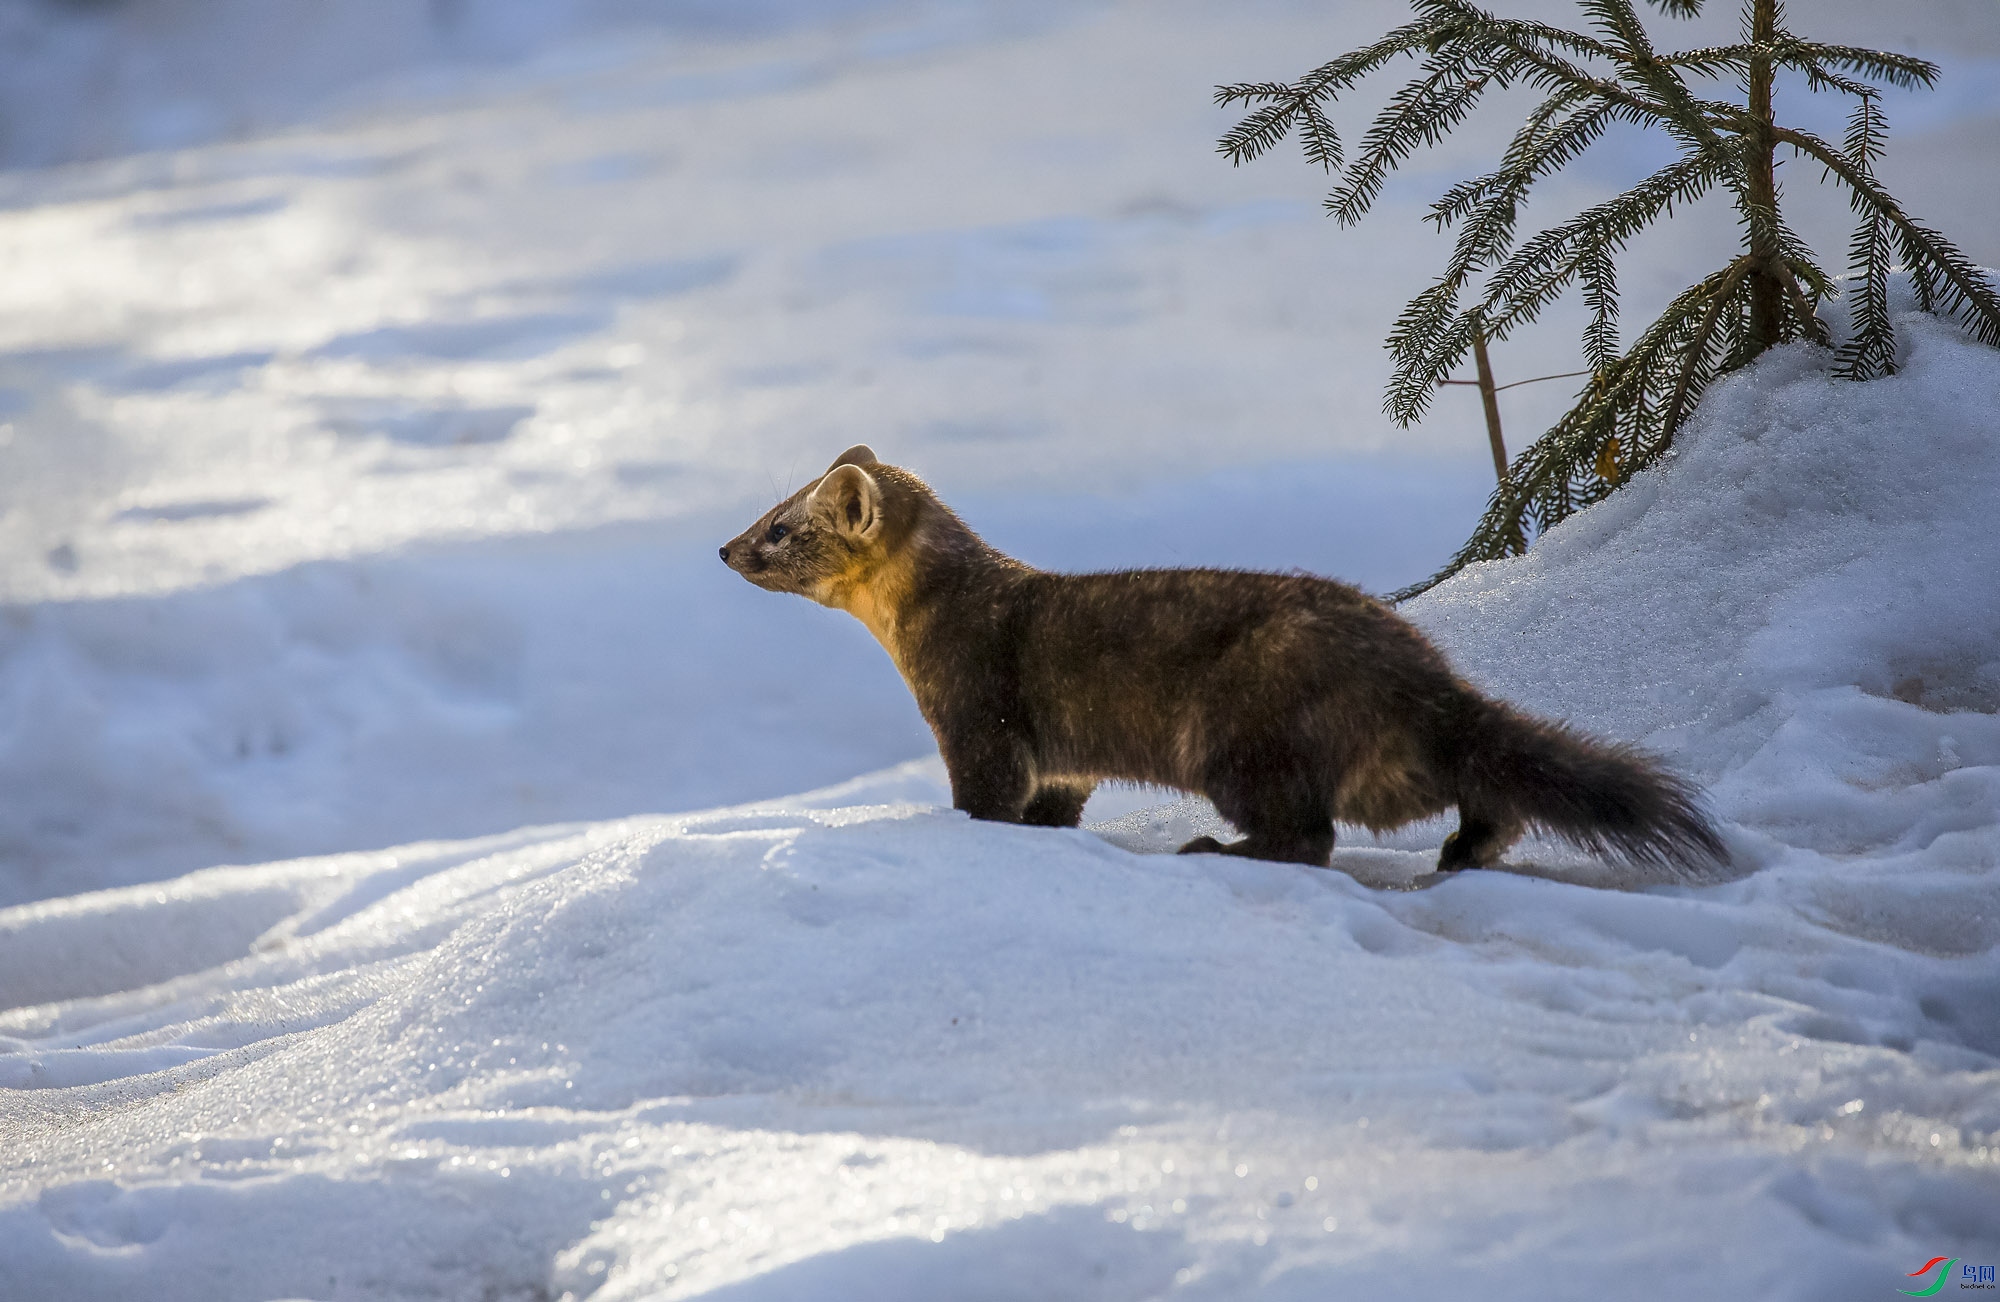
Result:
[1454, 700, 1727, 875]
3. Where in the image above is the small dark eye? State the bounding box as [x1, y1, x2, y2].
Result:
[766, 523, 789, 543]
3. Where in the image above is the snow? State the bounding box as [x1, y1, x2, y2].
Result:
[2, 0, 1999, 1297]
[4, 743, 1995, 1299]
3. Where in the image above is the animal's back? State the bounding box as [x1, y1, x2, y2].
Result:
[1009, 568, 1467, 811]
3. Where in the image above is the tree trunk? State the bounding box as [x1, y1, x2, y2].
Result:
[1743, 0, 1785, 355]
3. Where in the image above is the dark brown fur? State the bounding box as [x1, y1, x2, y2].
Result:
[721, 446, 1725, 875]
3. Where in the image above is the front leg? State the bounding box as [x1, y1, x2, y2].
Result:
[1020, 780, 1096, 828]
[940, 729, 1035, 823]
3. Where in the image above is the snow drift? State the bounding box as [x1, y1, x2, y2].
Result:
[3, 310, 1998, 1299]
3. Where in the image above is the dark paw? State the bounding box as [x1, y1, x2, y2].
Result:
[1177, 835, 1226, 855]
[1435, 832, 1487, 873]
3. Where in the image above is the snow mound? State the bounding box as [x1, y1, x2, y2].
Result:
[3, 767, 1995, 1300]
[1409, 307, 2000, 884]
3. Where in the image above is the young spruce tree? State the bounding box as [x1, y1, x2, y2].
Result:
[1219, 0, 2000, 598]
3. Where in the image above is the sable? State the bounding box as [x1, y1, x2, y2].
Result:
[721, 446, 1725, 875]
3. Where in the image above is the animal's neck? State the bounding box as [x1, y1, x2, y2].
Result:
[831, 520, 1016, 671]
[837, 562, 911, 658]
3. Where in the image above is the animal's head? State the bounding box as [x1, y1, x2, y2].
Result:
[719, 444, 899, 604]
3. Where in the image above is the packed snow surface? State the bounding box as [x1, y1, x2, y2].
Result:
[2, 0, 1999, 1298]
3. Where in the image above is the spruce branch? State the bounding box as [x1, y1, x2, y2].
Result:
[1422, 0, 1730, 150]
[1581, 244, 1621, 368]
[1475, 149, 1731, 340]
[1833, 93, 1895, 378]
[1585, 0, 1735, 145]
[1663, 256, 1754, 435]
[1774, 124, 2000, 348]
[1786, 56, 1881, 101]
[1776, 41, 1937, 90]
[1428, 91, 1605, 231]
[1836, 208, 1896, 378]
[1657, 43, 1755, 76]
[1772, 258, 1830, 346]
[1580, 0, 1657, 61]
[1299, 103, 1345, 172]
[1215, 95, 1324, 169]
[1841, 88, 1884, 167]
[1328, 49, 1514, 225]
[1215, 21, 1440, 169]
[1384, 287, 1483, 423]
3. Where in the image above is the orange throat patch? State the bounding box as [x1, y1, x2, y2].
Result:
[813, 548, 919, 672]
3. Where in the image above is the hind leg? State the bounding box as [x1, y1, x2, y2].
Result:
[1020, 780, 1095, 828]
[1437, 809, 1524, 872]
[1179, 749, 1337, 868]
[1179, 822, 1334, 866]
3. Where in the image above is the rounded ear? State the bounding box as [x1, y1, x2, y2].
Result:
[811, 463, 883, 539]
[826, 444, 878, 472]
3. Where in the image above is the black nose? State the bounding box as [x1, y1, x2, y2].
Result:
[718, 545, 731, 563]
